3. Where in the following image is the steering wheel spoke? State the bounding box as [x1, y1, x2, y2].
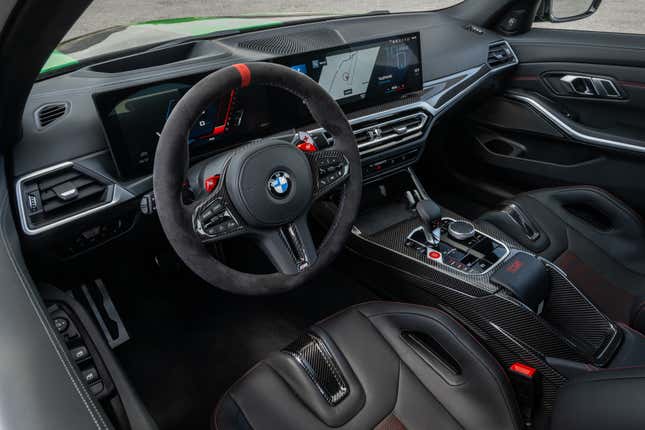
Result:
[190, 186, 246, 243]
[308, 149, 351, 199]
[257, 216, 317, 275]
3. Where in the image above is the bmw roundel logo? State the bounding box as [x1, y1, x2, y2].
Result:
[268, 171, 292, 198]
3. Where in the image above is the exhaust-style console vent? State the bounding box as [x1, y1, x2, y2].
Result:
[487, 41, 516, 68]
[18, 163, 111, 232]
[35, 102, 69, 128]
[352, 110, 429, 157]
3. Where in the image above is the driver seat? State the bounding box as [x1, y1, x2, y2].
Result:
[213, 302, 522, 430]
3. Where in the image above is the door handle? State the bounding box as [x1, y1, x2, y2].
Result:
[560, 75, 622, 98]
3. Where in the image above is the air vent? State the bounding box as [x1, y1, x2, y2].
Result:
[35, 102, 69, 128]
[18, 164, 111, 232]
[352, 110, 429, 156]
[237, 29, 344, 55]
[487, 41, 516, 68]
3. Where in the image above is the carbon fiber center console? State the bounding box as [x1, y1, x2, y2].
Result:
[334, 170, 623, 415]
[406, 218, 509, 275]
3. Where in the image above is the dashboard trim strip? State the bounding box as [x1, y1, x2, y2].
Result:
[15, 162, 134, 236]
[507, 92, 645, 155]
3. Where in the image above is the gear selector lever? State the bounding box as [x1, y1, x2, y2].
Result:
[416, 199, 442, 246]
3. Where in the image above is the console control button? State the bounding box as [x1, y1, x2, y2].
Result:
[448, 221, 476, 241]
[53, 317, 69, 333]
[50, 308, 80, 341]
[82, 368, 100, 385]
[70, 346, 90, 362]
[427, 250, 443, 262]
[89, 381, 105, 395]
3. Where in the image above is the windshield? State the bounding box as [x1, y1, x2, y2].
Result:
[41, 0, 462, 75]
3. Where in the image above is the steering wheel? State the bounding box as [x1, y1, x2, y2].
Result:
[153, 62, 362, 295]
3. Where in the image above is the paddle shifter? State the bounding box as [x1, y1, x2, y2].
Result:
[416, 199, 442, 246]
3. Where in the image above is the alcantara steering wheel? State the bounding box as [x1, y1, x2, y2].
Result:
[153, 63, 362, 295]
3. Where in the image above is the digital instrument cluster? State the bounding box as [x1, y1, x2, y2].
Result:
[94, 33, 422, 179]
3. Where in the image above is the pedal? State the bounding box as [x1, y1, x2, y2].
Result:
[81, 279, 130, 348]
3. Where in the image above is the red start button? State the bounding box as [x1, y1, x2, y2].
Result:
[428, 251, 442, 260]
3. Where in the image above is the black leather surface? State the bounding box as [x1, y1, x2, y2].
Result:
[213, 302, 521, 430]
[551, 367, 645, 430]
[490, 252, 549, 312]
[480, 186, 645, 333]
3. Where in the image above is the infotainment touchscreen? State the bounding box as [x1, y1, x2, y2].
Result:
[94, 33, 422, 179]
[276, 33, 422, 106]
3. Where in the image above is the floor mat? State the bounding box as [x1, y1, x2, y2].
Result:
[107, 262, 377, 430]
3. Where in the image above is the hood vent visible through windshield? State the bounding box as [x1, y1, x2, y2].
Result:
[18, 164, 112, 231]
[35, 102, 69, 129]
[487, 41, 516, 68]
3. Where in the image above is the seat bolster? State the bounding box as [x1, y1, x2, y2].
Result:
[552, 367, 645, 430]
[214, 302, 521, 430]
[350, 303, 522, 430]
[213, 394, 253, 430]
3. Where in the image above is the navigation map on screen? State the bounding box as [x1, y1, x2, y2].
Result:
[280, 33, 422, 106]
[317, 46, 380, 100]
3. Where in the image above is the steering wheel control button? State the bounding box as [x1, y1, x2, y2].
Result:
[294, 131, 318, 152]
[448, 221, 476, 241]
[297, 142, 317, 152]
[268, 171, 292, 199]
[204, 175, 221, 193]
[316, 154, 349, 191]
[196, 199, 240, 237]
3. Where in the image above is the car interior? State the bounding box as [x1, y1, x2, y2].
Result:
[2, 0, 645, 429]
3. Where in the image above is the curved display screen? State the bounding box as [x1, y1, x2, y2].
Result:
[94, 33, 422, 179]
[277, 33, 422, 106]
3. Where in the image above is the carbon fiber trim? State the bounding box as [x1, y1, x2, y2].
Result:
[346, 237, 572, 413]
[345, 211, 582, 413]
[542, 263, 622, 366]
[367, 211, 526, 295]
[284, 334, 349, 405]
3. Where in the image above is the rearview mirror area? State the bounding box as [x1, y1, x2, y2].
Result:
[535, 0, 602, 23]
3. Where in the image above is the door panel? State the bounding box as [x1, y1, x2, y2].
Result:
[452, 28, 645, 214]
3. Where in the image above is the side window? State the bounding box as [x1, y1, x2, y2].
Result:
[534, 0, 645, 34]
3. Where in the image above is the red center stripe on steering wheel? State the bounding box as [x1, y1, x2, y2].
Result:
[233, 64, 251, 88]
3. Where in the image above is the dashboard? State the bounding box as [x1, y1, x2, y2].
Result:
[94, 34, 422, 178]
[13, 10, 518, 257]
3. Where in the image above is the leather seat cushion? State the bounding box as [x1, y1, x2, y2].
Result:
[213, 302, 521, 430]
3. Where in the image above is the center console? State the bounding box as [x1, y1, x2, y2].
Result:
[406, 216, 509, 275]
[318, 169, 628, 416]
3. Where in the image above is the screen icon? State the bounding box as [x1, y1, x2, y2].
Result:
[291, 64, 308, 74]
